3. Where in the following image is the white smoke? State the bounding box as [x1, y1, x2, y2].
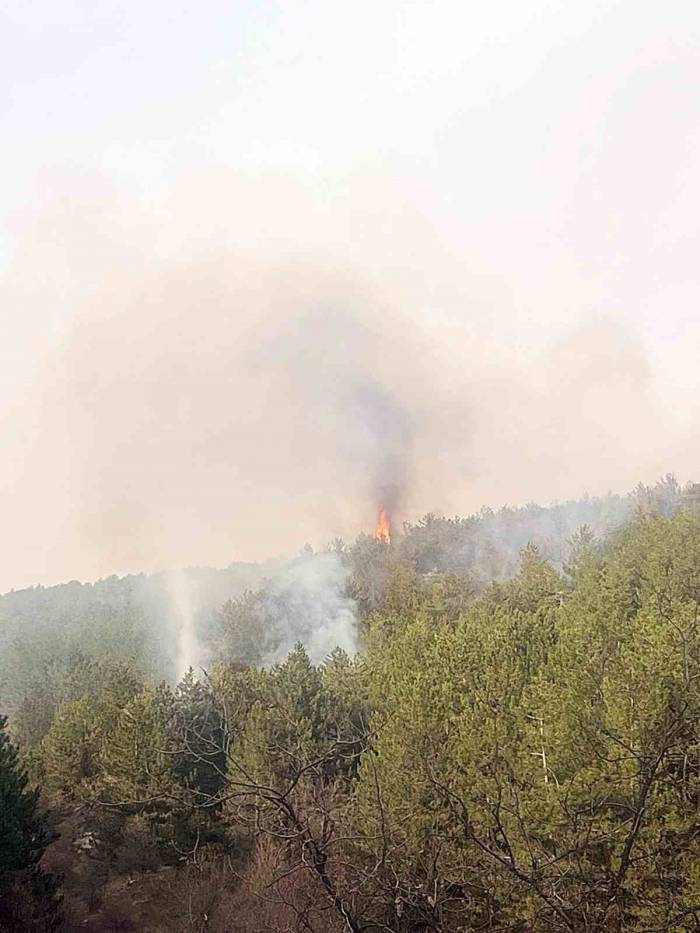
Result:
[167, 568, 202, 677]
[261, 552, 357, 664]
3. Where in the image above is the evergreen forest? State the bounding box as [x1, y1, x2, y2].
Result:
[3, 477, 700, 932]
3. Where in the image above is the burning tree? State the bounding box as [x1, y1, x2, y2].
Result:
[375, 509, 391, 545]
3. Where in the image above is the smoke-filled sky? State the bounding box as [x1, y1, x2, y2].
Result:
[2, 1, 700, 591]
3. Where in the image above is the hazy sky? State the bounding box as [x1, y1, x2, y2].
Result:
[2, 1, 700, 591]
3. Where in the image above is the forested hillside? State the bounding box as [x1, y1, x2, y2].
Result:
[3, 477, 700, 931]
[1, 477, 685, 711]
[0, 562, 272, 713]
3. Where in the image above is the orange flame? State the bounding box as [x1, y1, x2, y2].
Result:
[375, 509, 391, 544]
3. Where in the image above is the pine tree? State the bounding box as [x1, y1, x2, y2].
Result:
[0, 715, 52, 872]
[0, 714, 61, 931]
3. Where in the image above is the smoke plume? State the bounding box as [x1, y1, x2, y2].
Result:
[261, 552, 358, 665]
[0, 166, 691, 594]
[166, 569, 202, 676]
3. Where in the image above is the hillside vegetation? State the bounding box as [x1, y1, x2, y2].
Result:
[3, 477, 700, 931]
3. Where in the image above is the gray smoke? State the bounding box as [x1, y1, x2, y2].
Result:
[348, 382, 412, 519]
[253, 305, 415, 524]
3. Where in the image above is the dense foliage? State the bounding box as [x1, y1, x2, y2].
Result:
[3, 479, 700, 931]
[0, 715, 61, 932]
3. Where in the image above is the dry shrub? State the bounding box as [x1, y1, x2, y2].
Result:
[213, 836, 345, 933]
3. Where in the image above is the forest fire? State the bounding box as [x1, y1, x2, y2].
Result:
[375, 509, 391, 544]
